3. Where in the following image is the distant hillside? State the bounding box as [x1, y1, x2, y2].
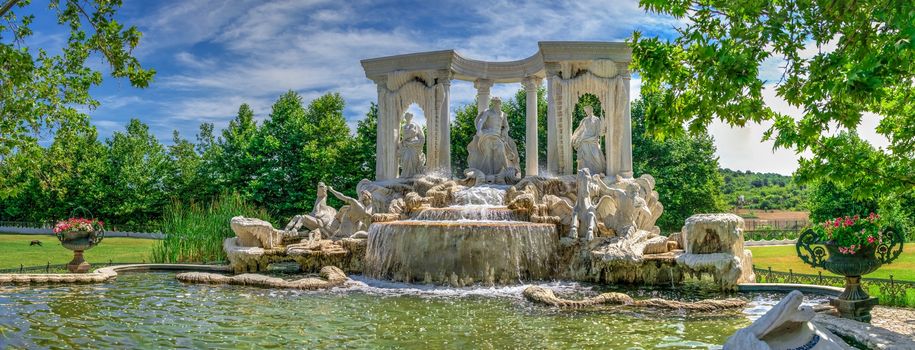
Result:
[719, 168, 808, 211]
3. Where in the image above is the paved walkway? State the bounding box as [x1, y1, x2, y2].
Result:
[871, 305, 915, 337]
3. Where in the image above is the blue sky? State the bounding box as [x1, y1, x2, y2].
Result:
[21, 0, 889, 175]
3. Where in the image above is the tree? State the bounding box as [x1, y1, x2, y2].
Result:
[807, 180, 878, 223]
[165, 130, 201, 203]
[347, 102, 377, 182]
[1, 0, 154, 157]
[210, 104, 258, 198]
[630, 97, 726, 232]
[103, 119, 171, 224]
[248, 91, 354, 217]
[632, 0, 915, 200]
[0, 122, 107, 221]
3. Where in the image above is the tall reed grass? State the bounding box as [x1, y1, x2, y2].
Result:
[150, 193, 272, 263]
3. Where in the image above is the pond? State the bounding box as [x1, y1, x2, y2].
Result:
[0, 272, 822, 349]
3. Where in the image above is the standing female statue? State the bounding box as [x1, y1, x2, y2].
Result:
[398, 112, 426, 178]
[571, 105, 606, 174]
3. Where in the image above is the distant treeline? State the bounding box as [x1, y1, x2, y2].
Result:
[719, 168, 808, 211]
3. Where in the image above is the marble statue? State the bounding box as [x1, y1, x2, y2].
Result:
[398, 112, 426, 178]
[284, 182, 338, 238]
[328, 187, 374, 239]
[724, 290, 850, 349]
[570, 168, 599, 241]
[571, 106, 606, 174]
[466, 97, 520, 175]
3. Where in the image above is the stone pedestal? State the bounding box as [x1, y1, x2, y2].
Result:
[831, 296, 878, 323]
[67, 250, 91, 273]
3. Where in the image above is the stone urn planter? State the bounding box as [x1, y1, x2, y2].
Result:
[796, 223, 904, 322]
[54, 218, 105, 273]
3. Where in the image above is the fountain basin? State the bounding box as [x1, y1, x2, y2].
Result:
[365, 221, 559, 286]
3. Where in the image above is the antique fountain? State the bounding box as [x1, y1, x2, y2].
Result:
[221, 42, 756, 290]
[7, 42, 907, 349]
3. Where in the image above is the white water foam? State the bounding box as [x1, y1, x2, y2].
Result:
[334, 275, 590, 300]
[452, 185, 509, 206]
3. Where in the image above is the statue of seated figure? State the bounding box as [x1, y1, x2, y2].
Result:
[466, 97, 520, 176]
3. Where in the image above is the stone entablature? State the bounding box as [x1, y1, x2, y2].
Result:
[361, 41, 632, 180]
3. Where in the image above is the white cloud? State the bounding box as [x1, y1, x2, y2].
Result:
[106, 0, 894, 177]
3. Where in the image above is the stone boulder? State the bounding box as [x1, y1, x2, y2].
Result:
[230, 216, 284, 249]
[681, 213, 745, 254]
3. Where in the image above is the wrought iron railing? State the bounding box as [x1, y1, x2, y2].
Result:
[744, 219, 810, 231]
[744, 229, 802, 241]
[754, 266, 915, 307]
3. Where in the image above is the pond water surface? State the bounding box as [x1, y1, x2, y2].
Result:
[0, 272, 819, 349]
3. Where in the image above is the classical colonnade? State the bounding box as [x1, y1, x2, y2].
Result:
[360, 41, 632, 181]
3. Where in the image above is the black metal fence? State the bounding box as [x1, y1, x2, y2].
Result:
[744, 230, 802, 241]
[754, 266, 915, 307]
[744, 219, 810, 231]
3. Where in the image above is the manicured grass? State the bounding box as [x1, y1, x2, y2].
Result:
[749, 244, 915, 281]
[0, 234, 156, 269]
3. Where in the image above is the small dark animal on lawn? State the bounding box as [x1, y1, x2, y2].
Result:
[30, 240, 42, 246]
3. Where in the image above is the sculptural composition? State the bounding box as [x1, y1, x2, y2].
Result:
[571, 106, 605, 174]
[284, 182, 338, 238]
[328, 187, 374, 239]
[466, 97, 520, 175]
[398, 112, 425, 178]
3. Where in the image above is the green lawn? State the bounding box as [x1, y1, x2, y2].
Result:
[749, 244, 915, 281]
[0, 234, 156, 270]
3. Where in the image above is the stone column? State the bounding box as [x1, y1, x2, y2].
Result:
[437, 70, 452, 176]
[474, 79, 493, 113]
[545, 64, 559, 175]
[618, 62, 633, 178]
[522, 76, 542, 177]
[374, 77, 396, 180]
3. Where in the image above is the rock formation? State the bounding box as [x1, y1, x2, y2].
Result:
[176, 266, 348, 290]
[523, 286, 747, 311]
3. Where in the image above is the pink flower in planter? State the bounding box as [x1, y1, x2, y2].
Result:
[867, 236, 876, 244]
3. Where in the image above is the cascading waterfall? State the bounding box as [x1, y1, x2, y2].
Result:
[365, 185, 560, 286]
[452, 185, 509, 206]
[411, 207, 529, 222]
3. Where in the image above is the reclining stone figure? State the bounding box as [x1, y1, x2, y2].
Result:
[284, 182, 338, 239]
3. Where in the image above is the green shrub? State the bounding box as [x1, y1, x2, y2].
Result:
[150, 193, 272, 263]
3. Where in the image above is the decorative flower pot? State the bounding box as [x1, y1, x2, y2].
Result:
[57, 230, 104, 273]
[796, 228, 904, 322]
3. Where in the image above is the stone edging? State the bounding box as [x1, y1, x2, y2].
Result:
[0, 264, 230, 284]
[744, 239, 797, 246]
[737, 282, 843, 296]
